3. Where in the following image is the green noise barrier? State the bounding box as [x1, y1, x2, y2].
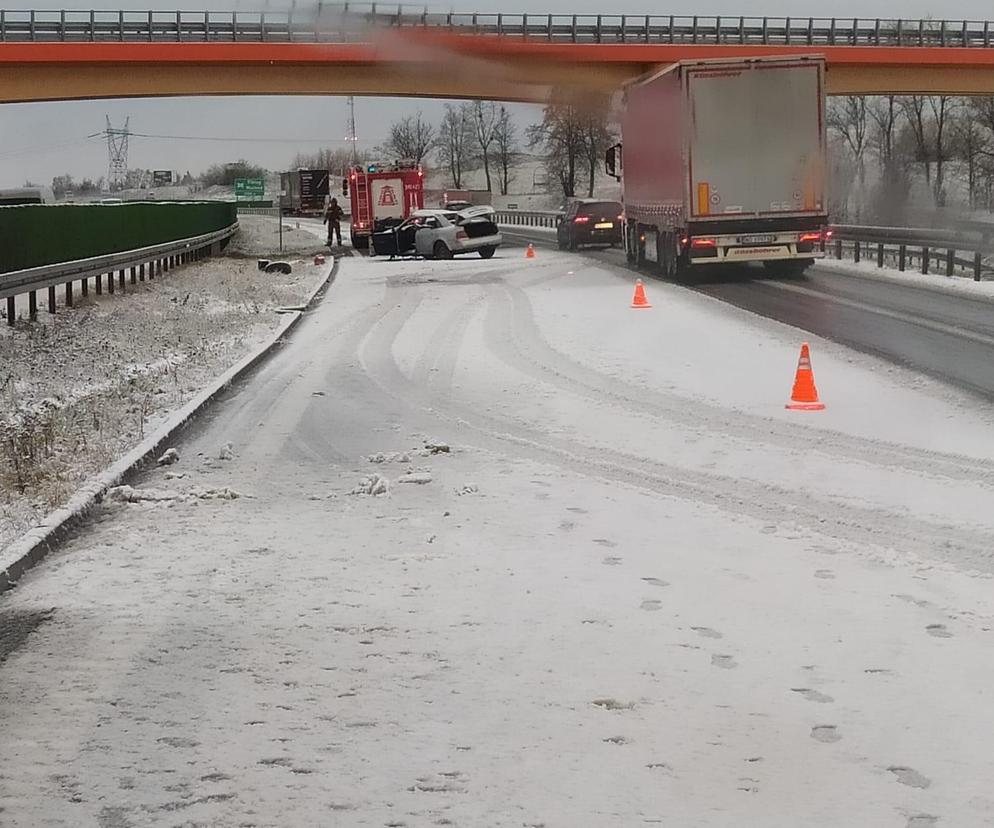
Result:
[0, 201, 237, 274]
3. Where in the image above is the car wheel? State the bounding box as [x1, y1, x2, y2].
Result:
[568, 232, 578, 252]
[478, 245, 496, 259]
[433, 240, 453, 260]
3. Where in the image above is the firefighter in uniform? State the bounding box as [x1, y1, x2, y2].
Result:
[323, 197, 344, 247]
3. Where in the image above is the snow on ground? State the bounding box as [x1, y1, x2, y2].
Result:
[1, 249, 994, 826]
[0, 236, 330, 552]
[818, 255, 994, 304]
[226, 213, 336, 258]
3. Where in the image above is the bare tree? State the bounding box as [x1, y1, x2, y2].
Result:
[471, 101, 500, 192]
[951, 111, 990, 209]
[868, 96, 902, 169]
[928, 95, 957, 207]
[378, 112, 435, 165]
[493, 105, 520, 196]
[527, 91, 610, 199]
[827, 96, 869, 220]
[290, 147, 356, 174]
[579, 95, 615, 198]
[437, 103, 475, 188]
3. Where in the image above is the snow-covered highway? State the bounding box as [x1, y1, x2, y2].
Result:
[2, 249, 994, 827]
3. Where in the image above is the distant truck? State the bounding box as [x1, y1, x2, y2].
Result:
[0, 186, 54, 206]
[346, 161, 425, 249]
[607, 56, 828, 278]
[280, 169, 330, 217]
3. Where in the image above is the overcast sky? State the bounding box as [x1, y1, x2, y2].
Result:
[2, 0, 988, 188]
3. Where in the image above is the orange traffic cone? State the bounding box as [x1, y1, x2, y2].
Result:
[786, 343, 825, 410]
[526, 243, 536, 259]
[631, 279, 652, 309]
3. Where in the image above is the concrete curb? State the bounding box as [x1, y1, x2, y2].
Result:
[0, 255, 340, 594]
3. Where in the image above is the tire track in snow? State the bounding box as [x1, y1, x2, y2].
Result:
[489, 278, 994, 488]
[355, 276, 994, 573]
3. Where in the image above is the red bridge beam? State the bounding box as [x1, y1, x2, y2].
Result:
[3, 36, 994, 103]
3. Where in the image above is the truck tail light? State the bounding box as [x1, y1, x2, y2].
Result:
[691, 237, 716, 248]
[574, 215, 590, 224]
[799, 231, 821, 242]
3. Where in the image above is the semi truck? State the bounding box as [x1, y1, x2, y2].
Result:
[346, 161, 425, 249]
[606, 56, 828, 278]
[280, 169, 330, 217]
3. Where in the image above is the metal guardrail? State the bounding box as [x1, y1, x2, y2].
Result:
[2, 8, 994, 47]
[495, 209, 561, 228]
[495, 211, 994, 281]
[829, 225, 993, 281]
[2, 223, 237, 325]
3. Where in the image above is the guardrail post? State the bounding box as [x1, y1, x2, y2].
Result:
[877, 242, 884, 267]
[65, 282, 73, 307]
[28, 291, 37, 320]
[946, 248, 955, 277]
[130, 266, 137, 284]
[975, 251, 983, 281]
[107, 272, 115, 294]
[898, 244, 906, 271]
[139, 263, 145, 281]
[921, 246, 929, 274]
[5, 297, 14, 326]
[853, 240, 860, 263]
[835, 237, 842, 259]
[81, 276, 89, 297]
[47, 286, 56, 314]
[119, 269, 126, 290]
[95, 274, 103, 295]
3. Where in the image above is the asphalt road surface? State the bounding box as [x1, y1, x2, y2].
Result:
[3, 248, 994, 826]
[503, 226, 994, 400]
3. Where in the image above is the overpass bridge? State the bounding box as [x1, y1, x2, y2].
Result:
[4, 7, 994, 103]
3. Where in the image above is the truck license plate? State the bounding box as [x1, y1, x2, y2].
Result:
[595, 222, 614, 229]
[740, 234, 775, 244]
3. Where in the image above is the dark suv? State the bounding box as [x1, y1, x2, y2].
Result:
[557, 199, 623, 250]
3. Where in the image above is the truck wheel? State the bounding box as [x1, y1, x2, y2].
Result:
[625, 223, 638, 265]
[659, 231, 678, 279]
[351, 233, 368, 251]
[433, 240, 453, 260]
[478, 245, 496, 259]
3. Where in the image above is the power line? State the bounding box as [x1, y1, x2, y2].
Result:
[123, 131, 382, 144]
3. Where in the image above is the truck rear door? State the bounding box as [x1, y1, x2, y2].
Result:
[686, 59, 825, 220]
[371, 177, 405, 223]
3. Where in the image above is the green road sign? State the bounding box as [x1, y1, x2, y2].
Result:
[234, 178, 265, 199]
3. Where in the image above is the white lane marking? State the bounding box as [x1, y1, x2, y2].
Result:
[754, 278, 994, 348]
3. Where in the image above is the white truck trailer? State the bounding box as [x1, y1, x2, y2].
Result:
[607, 55, 828, 278]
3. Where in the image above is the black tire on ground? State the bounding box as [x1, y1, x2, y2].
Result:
[351, 233, 369, 250]
[625, 222, 638, 265]
[763, 259, 813, 277]
[478, 245, 496, 259]
[433, 240, 453, 260]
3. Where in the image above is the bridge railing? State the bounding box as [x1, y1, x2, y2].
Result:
[2, 8, 994, 47]
[494, 210, 994, 281]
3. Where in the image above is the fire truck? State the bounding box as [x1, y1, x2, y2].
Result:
[345, 161, 425, 249]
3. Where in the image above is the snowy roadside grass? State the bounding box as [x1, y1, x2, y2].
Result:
[817, 255, 994, 304]
[0, 252, 326, 551]
[226, 214, 337, 258]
